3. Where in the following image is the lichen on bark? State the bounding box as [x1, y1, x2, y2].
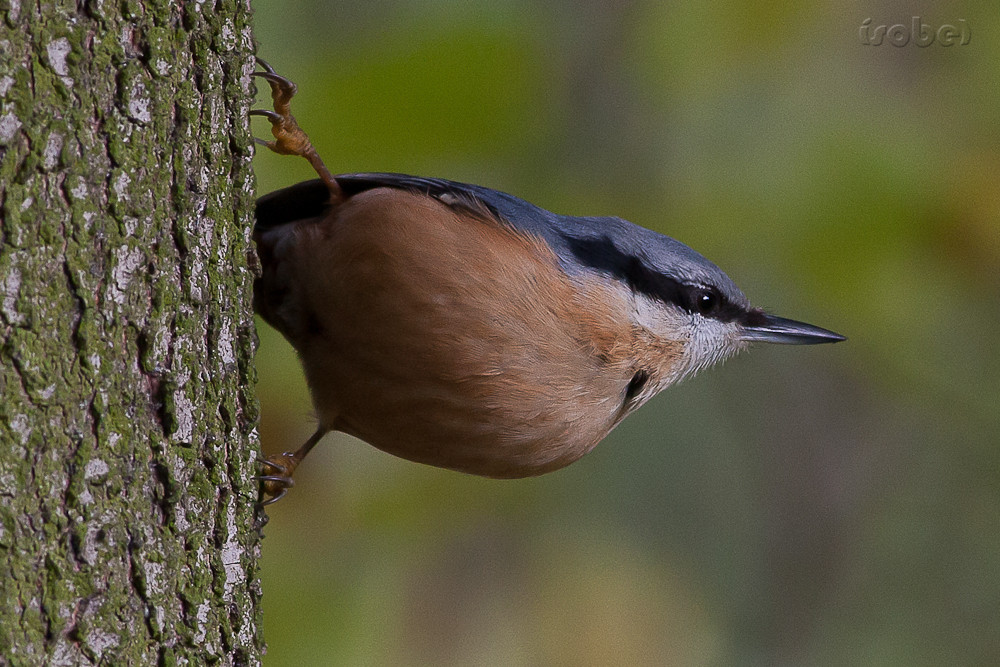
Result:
[0, 1, 264, 664]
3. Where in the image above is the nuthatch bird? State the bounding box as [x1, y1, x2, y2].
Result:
[250, 61, 845, 504]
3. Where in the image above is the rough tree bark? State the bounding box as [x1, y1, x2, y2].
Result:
[0, 1, 263, 664]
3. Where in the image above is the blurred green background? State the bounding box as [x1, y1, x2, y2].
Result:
[250, 1, 999, 664]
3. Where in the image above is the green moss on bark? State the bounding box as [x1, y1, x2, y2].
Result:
[0, 1, 263, 664]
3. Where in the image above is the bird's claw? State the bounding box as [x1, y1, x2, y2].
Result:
[257, 452, 299, 506]
[249, 62, 314, 159]
[253, 57, 297, 112]
[250, 56, 342, 198]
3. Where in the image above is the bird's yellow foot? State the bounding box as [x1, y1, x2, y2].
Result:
[256, 427, 328, 505]
[258, 452, 301, 506]
[250, 57, 341, 197]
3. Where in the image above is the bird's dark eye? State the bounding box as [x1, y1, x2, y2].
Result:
[693, 288, 719, 316]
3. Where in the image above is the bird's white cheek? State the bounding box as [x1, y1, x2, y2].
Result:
[670, 320, 746, 385]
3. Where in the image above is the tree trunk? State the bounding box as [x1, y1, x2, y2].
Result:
[0, 1, 263, 664]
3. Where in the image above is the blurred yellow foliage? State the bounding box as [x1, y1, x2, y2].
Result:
[252, 2, 1000, 664]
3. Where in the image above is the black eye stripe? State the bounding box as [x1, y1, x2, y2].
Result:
[564, 236, 745, 322]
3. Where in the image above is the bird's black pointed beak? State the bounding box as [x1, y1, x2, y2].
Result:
[740, 312, 846, 345]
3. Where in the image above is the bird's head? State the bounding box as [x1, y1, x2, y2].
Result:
[559, 217, 845, 388]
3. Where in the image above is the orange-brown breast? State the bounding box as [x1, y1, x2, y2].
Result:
[256, 187, 642, 477]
